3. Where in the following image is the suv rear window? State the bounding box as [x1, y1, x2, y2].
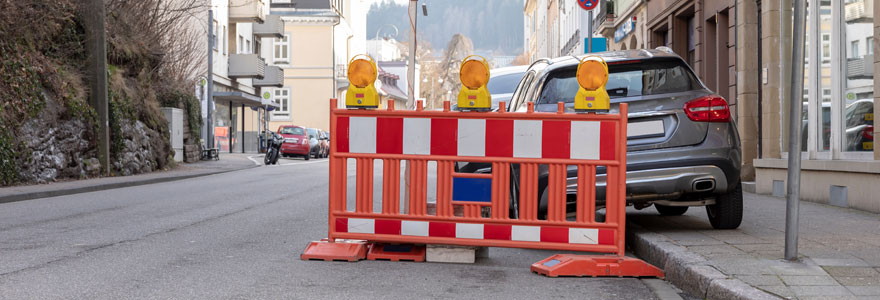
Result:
[537, 58, 700, 104]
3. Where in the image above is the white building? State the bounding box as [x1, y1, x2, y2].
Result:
[378, 61, 419, 102]
[366, 38, 403, 61]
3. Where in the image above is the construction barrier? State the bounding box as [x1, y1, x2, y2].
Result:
[302, 98, 663, 278]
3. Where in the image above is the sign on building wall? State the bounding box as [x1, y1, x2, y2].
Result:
[614, 17, 637, 43]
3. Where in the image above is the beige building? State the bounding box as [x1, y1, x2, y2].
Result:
[264, 0, 366, 134]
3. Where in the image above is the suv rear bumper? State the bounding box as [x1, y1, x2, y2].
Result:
[565, 165, 729, 202]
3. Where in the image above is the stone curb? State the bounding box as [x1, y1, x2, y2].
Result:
[0, 165, 260, 204]
[626, 222, 780, 300]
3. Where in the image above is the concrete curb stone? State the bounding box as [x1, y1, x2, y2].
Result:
[627, 222, 780, 300]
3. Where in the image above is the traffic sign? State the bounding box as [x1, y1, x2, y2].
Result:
[578, 0, 599, 11]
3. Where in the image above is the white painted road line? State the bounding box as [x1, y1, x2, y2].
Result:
[277, 159, 329, 166]
[247, 155, 262, 165]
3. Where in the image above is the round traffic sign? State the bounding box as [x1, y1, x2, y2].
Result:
[578, 0, 599, 11]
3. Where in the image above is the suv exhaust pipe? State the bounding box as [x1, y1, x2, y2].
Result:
[692, 178, 716, 193]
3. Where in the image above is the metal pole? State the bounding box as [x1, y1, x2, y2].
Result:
[784, 0, 806, 261]
[229, 101, 233, 153]
[207, 10, 215, 150]
[241, 104, 245, 153]
[407, 0, 418, 108]
[587, 10, 593, 53]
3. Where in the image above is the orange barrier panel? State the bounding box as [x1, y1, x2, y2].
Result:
[302, 98, 663, 278]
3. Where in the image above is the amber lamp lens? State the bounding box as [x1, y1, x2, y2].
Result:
[348, 59, 376, 88]
[576, 60, 608, 90]
[460, 60, 489, 89]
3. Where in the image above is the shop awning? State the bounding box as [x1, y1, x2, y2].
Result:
[214, 91, 263, 107]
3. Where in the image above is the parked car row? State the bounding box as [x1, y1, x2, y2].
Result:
[276, 125, 330, 160]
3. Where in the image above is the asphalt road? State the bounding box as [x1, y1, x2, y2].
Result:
[0, 157, 683, 299]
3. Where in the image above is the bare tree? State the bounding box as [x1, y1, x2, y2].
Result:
[105, 0, 208, 87]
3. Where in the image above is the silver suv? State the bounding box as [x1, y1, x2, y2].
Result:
[505, 49, 742, 229]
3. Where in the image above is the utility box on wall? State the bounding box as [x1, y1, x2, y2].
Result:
[162, 107, 184, 162]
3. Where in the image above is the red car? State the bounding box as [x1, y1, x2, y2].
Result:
[277, 125, 311, 160]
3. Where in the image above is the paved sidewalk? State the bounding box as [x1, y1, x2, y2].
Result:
[627, 192, 880, 299]
[0, 153, 260, 203]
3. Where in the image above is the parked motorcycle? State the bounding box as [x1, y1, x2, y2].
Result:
[264, 130, 283, 165]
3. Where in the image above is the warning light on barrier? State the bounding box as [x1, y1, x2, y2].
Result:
[574, 56, 610, 112]
[345, 54, 379, 109]
[456, 55, 491, 111]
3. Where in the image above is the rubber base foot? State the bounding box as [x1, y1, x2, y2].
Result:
[531, 254, 665, 278]
[367, 243, 426, 262]
[301, 239, 368, 262]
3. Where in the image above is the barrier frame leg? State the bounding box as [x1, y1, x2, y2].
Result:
[530, 254, 664, 278]
[301, 239, 368, 262]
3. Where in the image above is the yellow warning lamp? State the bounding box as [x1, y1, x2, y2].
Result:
[456, 55, 492, 111]
[345, 54, 379, 109]
[574, 55, 611, 112]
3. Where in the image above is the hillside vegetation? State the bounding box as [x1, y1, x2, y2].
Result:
[0, 0, 203, 186]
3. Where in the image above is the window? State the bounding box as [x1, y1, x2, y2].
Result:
[536, 59, 700, 104]
[246, 40, 251, 54]
[238, 35, 243, 54]
[222, 26, 227, 55]
[799, 0, 875, 155]
[851, 40, 860, 58]
[279, 127, 304, 135]
[273, 34, 290, 64]
[271, 88, 291, 120]
[212, 21, 218, 50]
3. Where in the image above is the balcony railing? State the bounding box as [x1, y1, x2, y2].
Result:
[845, 0, 873, 23]
[254, 65, 283, 87]
[253, 14, 283, 38]
[846, 55, 874, 80]
[229, 54, 266, 79]
[229, 0, 265, 24]
[335, 64, 347, 79]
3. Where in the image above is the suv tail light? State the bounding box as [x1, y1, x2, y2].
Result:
[684, 95, 731, 122]
[863, 125, 874, 141]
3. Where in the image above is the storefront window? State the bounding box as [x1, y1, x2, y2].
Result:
[842, 0, 874, 152]
[800, 0, 875, 156]
[817, 3, 832, 151]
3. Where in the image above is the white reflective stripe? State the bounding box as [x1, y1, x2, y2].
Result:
[511, 225, 541, 242]
[568, 228, 599, 244]
[401, 220, 429, 236]
[348, 218, 375, 234]
[512, 120, 542, 158]
[402, 118, 431, 155]
[457, 119, 486, 157]
[348, 117, 377, 154]
[570, 121, 601, 160]
[455, 223, 484, 239]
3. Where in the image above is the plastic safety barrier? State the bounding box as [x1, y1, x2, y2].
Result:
[302, 99, 663, 278]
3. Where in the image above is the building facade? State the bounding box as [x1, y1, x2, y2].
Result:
[523, 0, 878, 212]
[264, 0, 367, 134]
[596, 0, 648, 51]
[200, 0, 281, 153]
[751, 0, 878, 212]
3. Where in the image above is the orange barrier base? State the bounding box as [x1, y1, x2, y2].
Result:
[531, 254, 665, 278]
[301, 239, 368, 262]
[366, 244, 426, 262]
